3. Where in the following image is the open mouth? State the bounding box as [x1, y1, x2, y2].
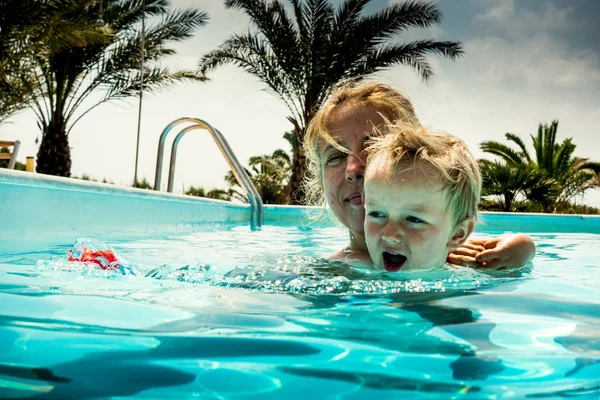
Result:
[382, 252, 407, 272]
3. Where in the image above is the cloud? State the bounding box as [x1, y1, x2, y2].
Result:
[474, 0, 576, 37]
[475, 0, 515, 23]
[463, 34, 600, 91]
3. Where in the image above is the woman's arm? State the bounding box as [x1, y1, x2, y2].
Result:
[329, 247, 373, 263]
[448, 234, 535, 270]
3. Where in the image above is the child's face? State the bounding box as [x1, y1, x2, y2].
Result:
[364, 156, 472, 272]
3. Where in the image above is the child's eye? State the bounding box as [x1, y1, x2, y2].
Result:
[406, 216, 425, 224]
[368, 211, 386, 218]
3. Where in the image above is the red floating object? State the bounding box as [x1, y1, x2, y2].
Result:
[68, 248, 120, 270]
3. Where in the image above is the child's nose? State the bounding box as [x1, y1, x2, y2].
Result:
[382, 223, 404, 243]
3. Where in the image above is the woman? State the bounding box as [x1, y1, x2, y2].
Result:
[303, 82, 535, 270]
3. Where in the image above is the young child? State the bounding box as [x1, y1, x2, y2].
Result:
[363, 122, 481, 272]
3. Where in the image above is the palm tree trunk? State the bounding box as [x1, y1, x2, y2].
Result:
[288, 127, 306, 205]
[503, 192, 514, 212]
[36, 117, 71, 177]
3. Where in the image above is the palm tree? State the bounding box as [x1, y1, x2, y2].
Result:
[199, 0, 463, 204]
[0, 0, 95, 123]
[480, 120, 600, 212]
[1, 0, 135, 125]
[0, 0, 33, 123]
[478, 159, 556, 212]
[15, 0, 208, 177]
[226, 148, 292, 204]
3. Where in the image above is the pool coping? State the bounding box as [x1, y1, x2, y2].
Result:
[1, 169, 600, 240]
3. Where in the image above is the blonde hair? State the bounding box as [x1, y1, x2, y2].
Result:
[366, 122, 481, 225]
[303, 81, 419, 207]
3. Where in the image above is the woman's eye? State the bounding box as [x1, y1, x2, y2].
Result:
[406, 216, 425, 224]
[325, 154, 345, 166]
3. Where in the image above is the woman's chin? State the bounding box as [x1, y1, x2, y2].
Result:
[347, 213, 366, 234]
[349, 226, 365, 237]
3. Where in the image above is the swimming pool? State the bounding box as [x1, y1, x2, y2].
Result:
[2, 169, 600, 398]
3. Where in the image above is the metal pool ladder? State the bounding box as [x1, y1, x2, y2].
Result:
[0, 140, 21, 169]
[153, 117, 263, 230]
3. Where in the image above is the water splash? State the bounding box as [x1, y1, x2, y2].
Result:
[141, 254, 497, 295]
[38, 238, 134, 276]
[35, 236, 499, 295]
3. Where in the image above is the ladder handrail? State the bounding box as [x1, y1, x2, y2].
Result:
[166, 125, 257, 202]
[154, 117, 263, 230]
[0, 140, 20, 169]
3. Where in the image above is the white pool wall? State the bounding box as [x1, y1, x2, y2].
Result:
[1, 169, 599, 252]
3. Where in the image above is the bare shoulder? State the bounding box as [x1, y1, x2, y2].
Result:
[328, 248, 372, 265]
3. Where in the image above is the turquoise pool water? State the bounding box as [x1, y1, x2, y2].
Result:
[1, 170, 600, 398]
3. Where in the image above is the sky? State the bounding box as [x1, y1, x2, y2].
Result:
[1, 0, 599, 205]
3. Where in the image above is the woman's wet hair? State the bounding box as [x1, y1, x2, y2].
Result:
[303, 81, 420, 208]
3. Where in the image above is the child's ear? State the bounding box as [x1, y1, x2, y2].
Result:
[447, 218, 475, 250]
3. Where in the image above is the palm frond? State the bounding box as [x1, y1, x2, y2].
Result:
[331, 0, 368, 32]
[356, 1, 442, 43]
[107, 68, 206, 101]
[330, 1, 457, 84]
[480, 140, 526, 166]
[344, 40, 462, 82]
[105, 0, 169, 32]
[543, 121, 557, 172]
[143, 9, 209, 47]
[531, 124, 544, 169]
[301, 0, 335, 119]
[558, 170, 597, 203]
[578, 160, 600, 174]
[67, 68, 204, 132]
[288, 0, 308, 40]
[199, 32, 303, 126]
[554, 138, 575, 180]
[272, 149, 291, 162]
[505, 132, 531, 163]
[225, 0, 302, 78]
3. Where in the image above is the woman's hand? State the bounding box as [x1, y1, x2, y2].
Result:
[448, 234, 535, 270]
[447, 239, 486, 267]
[475, 234, 535, 270]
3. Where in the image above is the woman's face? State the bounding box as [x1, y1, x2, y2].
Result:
[321, 105, 386, 235]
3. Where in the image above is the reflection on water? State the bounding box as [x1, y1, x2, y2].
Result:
[0, 226, 599, 398]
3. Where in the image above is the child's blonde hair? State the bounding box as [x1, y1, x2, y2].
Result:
[366, 122, 481, 225]
[304, 81, 419, 207]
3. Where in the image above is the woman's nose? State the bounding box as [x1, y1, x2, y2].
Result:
[345, 154, 365, 183]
